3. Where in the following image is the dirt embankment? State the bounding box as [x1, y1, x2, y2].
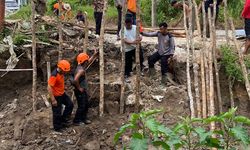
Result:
[0, 32, 249, 149]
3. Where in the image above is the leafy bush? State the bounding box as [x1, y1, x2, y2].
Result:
[7, 5, 32, 20]
[114, 108, 250, 150]
[13, 34, 29, 45]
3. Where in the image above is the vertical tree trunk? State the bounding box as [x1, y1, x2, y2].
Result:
[224, 0, 229, 43]
[192, 0, 201, 38]
[0, 0, 5, 32]
[183, 0, 195, 118]
[31, 0, 37, 112]
[208, 8, 215, 132]
[58, 1, 63, 60]
[83, 12, 89, 53]
[151, 0, 156, 27]
[230, 18, 250, 101]
[135, 0, 141, 112]
[188, 0, 201, 118]
[201, 1, 208, 118]
[99, 0, 107, 117]
[120, 1, 127, 114]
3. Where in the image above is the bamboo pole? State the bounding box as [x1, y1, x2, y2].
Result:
[135, 0, 141, 112]
[0, 0, 5, 32]
[183, 0, 195, 118]
[224, 0, 229, 43]
[208, 8, 215, 131]
[83, 12, 89, 53]
[151, 0, 156, 27]
[192, 0, 201, 38]
[228, 77, 235, 108]
[31, 0, 37, 112]
[47, 61, 51, 80]
[201, 1, 207, 119]
[120, 1, 127, 114]
[58, 0, 63, 60]
[230, 18, 250, 101]
[188, 0, 200, 118]
[99, 0, 107, 117]
[212, 1, 223, 115]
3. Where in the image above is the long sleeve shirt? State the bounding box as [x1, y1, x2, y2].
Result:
[242, 0, 250, 19]
[142, 32, 175, 56]
[93, 0, 104, 12]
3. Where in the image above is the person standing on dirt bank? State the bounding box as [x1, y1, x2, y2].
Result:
[72, 51, 98, 125]
[242, 0, 250, 54]
[93, 0, 104, 35]
[122, 18, 144, 82]
[127, 0, 136, 25]
[115, 0, 125, 40]
[48, 60, 74, 132]
[141, 22, 176, 85]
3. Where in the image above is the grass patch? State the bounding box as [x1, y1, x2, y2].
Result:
[7, 5, 32, 20]
[220, 45, 250, 82]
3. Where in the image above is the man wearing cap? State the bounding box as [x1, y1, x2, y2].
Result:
[48, 60, 74, 132]
[72, 51, 98, 125]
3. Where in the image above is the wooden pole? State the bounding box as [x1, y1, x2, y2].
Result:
[120, 1, 127, 114]
[208, 8, 215, 132]
[192, 0, 201, 38]
[183, 0, 195, 118]
[201, 1, 207, 119]
[0, 0, 5, 32]
[189, 0, 201, 118]
[47, 61, 51, 80]
[230, 18, 250, 101]
[151, 0, 156, 27]
[135, 0, 141, 112]
[228, 77, 235, 108]
[31, 0, 37, 112]
[83, 12, 89, 53]
[212, 1, 223, 115]
[99, 0, 107, 117]
[58, 0, 63, 60]
[224, 0, 229, 43]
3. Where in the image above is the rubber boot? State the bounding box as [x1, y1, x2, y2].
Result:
[148, 68, 156, 79]
[161, 75, 168, 86]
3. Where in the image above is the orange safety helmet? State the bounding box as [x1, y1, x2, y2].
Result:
[77, 53, 90, 64]
[57, 60, 71, 72]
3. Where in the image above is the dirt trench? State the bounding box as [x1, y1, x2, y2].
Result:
[0, 33, 249, 150]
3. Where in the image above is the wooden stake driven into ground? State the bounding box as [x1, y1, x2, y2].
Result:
[119, 1, 127, 114]
[212, 1, 223, 115]
[224, 0, 229, 43]
[200, 1, 207, 119]
[183, 0, 195, 118]
[31, 0, 37, 112]
[83, 12, 89, 53]
[151, 0, 156, 27]
[230, 18, 250, 101]
[135, 0, 141, 112]
[192, 0, 201, 38]
[58, 0, 63, 60]
[99, 0, 108, 117]
[208, 9, 215, 132]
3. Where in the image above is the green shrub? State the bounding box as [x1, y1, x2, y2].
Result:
[13, 34, 30, 45]
[7, 5, 32, 20]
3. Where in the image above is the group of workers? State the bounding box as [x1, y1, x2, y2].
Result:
[48, 51, 98, 132]
[48, 0, 250, 132]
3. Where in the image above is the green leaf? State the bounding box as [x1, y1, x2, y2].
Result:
[152, 141, 170, 150]
[145, 118, 159, 132]
[230, 126, 249, 145]
[157, 124, 172, 136]
[129, 113, 140, 124]
[220, 107, 237, 119]
[129, 133, 148, 150]
[114, 123, 135, 143]
[205, 138, 223, 148]
[191, 118, 203, 123]
[173, 123, 185, 133]
[140, 109, 162, 119]
[234, 116, 250, 125]
[204, 116, 222, 124]
[194, 127, 212, 143]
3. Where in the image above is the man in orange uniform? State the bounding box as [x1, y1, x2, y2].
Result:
[72, 51, 98, 125]
[48, 60, 74, 132]
[127, 0, 136, 25]
[242, 0, 250, 54]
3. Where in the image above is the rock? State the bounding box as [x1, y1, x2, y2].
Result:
[126, 94, 135, 105]
[21, 118, 40, 145]
[62, 28, 79, 37]
[84, 140, 100, 150]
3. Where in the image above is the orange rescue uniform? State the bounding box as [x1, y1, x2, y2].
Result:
[48, 69, 65, 97]
[127, 0, 136, 13]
